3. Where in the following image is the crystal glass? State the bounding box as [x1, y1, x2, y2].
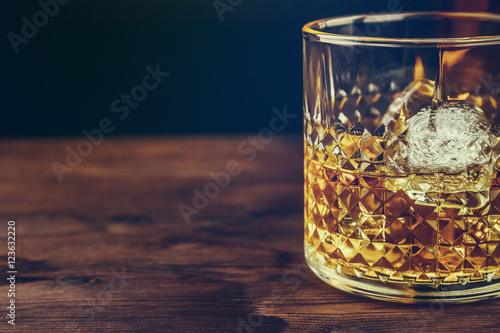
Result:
[303, 12, 500, 303]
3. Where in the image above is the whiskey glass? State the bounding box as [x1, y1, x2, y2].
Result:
[303, 12, 500, 303]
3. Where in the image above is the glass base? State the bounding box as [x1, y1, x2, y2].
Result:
[305, 242, 500, 304]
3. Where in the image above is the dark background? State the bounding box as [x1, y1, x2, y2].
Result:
[0, 0, 497, 137]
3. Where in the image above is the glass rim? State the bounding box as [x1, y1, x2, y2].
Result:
[303, 11, 500, 47]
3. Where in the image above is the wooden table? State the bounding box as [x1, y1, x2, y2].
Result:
[0, 135, 499, 332]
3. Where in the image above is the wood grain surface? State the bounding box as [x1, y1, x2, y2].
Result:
[0, 135, 499, 333]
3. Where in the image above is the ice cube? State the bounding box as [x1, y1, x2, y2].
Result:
[383, 81, 497, 207]
[406, 102, 493, 173]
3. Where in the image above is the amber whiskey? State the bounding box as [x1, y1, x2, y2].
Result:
[304, 117, 500, 285]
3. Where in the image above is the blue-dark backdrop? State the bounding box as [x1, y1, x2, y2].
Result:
[0, 0, 496, 137]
